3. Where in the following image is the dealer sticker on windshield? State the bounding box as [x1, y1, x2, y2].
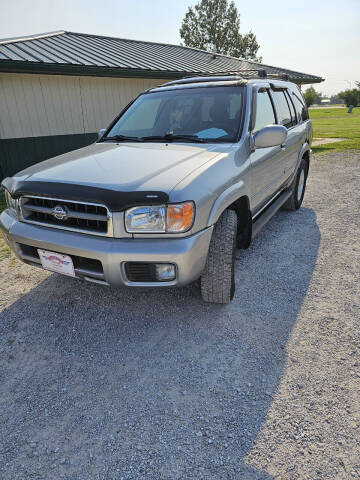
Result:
[37, 249, 75, 277]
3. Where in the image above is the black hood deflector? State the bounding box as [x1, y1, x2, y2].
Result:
[2, 177, 169, 212]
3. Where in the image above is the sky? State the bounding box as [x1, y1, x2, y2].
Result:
[1, 0, 359, 96]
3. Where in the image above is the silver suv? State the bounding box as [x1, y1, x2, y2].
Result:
[1, 73, 312, 303]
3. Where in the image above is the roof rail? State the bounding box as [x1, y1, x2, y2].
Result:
[162, 75, 244, 87]
[163, 69, 291, 86]
[192, 69, 290, 81]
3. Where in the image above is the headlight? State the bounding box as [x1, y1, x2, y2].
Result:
[4, 189, 17, 213]
[125, 202, 194, 233]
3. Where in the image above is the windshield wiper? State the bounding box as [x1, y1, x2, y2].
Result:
[141, 133, 206, 143]
[102, 133, 207, 143]
[102, 134, 143, 142]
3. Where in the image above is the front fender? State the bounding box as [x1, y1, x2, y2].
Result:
[207, 180, 248, 226]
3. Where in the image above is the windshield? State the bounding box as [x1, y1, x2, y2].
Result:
[105, 86, 244, 143]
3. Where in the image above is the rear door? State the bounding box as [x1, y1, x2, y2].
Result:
[249, 87, 285, 210]
[290, 88, 312, 161]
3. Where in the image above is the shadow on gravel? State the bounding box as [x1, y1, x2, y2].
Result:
[0, 207, 320, 479]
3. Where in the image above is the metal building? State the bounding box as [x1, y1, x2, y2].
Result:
[0, 31, 324, 180]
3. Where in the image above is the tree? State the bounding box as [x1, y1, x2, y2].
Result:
[330, 94, 343, 105]
[355, 81, 360, 89]
[338, 89, 360, 107]
[303, 87, 317, 107]
[179, 0, 261, 61]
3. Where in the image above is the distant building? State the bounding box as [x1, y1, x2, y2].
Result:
[0, 31, 324, 179]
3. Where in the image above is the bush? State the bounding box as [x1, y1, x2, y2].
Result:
[303, 87, 317, 108]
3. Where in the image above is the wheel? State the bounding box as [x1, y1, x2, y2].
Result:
[282, 159, 308, 211]
[200, 209, 237, 303]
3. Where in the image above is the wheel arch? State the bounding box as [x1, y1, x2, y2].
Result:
[298, 142, 311, 171]
[207, 187, 252, 249]
[206, 181, 250, 227]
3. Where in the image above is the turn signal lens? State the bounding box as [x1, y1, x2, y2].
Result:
[167, 202, 194, 232]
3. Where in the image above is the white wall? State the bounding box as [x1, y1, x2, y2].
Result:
[0, 73, 169, 139]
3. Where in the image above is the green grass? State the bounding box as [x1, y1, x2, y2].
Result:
[0, 193, 11, 259]
[310, 107, 360, 154]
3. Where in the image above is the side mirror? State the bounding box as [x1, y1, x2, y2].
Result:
[98, 128, 106, 140]
[253, 125, 287, 149]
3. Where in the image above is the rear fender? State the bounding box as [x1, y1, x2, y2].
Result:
[287, 142, 310, 187]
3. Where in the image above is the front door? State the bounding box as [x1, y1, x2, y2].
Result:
[249, 88, 285, 211]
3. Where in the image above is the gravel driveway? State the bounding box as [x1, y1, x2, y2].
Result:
[1, 151, 359, 479]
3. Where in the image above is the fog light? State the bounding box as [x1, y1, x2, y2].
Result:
[155, 263, 176, 281]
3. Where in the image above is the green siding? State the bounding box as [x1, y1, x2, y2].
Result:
[0, 133, 97, 180]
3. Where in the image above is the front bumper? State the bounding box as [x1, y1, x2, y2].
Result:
[0, 209, 213, 287]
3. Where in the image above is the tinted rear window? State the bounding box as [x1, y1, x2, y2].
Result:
[272, 90, 293, 128]
[292, 92, 309, 122]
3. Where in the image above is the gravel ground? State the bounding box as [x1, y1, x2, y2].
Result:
[0, 151, 359, 479]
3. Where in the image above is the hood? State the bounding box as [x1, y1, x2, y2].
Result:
[15, 142, 225, 193]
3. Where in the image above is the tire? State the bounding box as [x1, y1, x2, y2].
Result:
[200, 209, 237, 304]
[282, 159, 308, 211]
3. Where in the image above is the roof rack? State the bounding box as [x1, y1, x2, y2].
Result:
[162, 75, 243, 87]
[161, 69, 290, 87]
[187, 69, 290, 81]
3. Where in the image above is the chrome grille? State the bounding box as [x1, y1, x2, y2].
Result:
[20, 196, 113, 237]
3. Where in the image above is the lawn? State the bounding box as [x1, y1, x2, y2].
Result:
[310, 107, 360, 153]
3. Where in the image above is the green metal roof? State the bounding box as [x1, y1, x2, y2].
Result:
[0, 31, 324, 84]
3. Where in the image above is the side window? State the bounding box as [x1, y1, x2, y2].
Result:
[272, 90, 293, 128]
[285, 90, 297, 126]
[292, 93, 309, 122]
[253, 90, 276, 132]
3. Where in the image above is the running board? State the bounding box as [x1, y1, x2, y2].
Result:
[252, 189, 293, 239]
